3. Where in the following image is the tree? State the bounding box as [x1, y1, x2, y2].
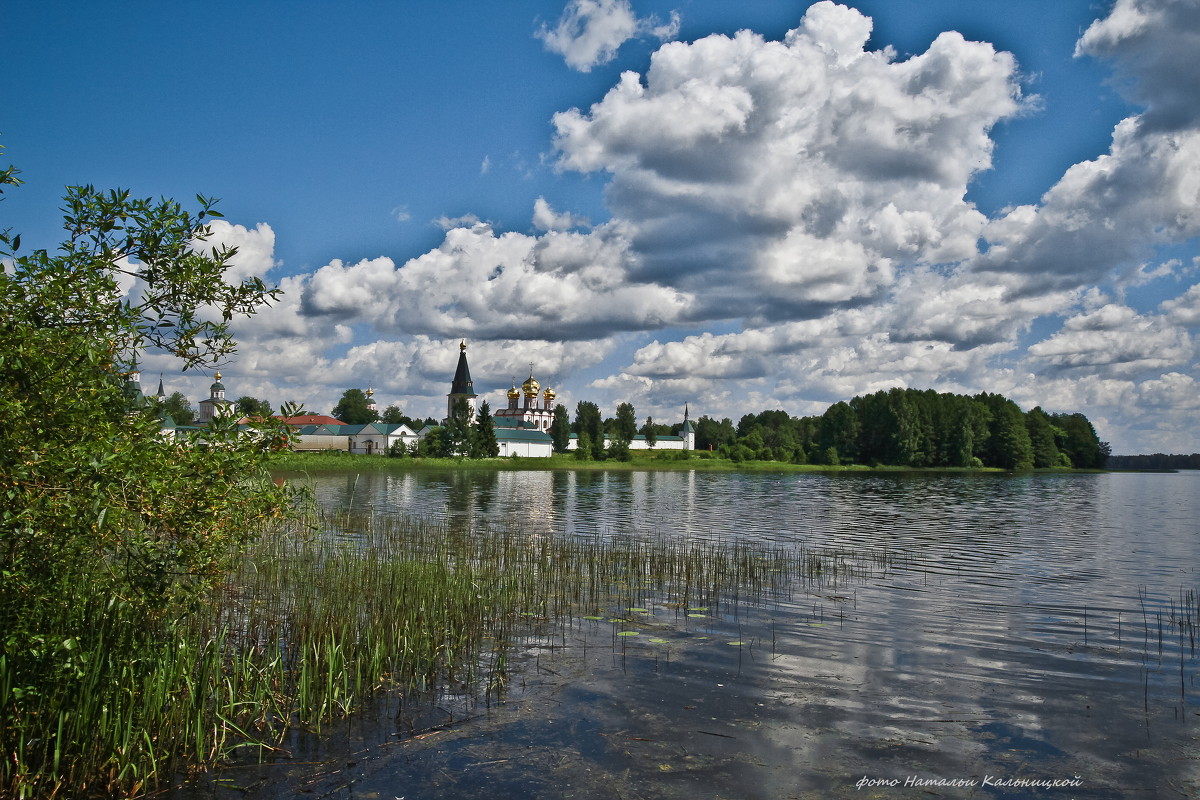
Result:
[1025, 407, 1062, 468]
[818, 402, 860, 464]
[380, 404, 405, 424]
[575, 400, 604, 459]
[235, 395, 273, 418]
[161, 390, 196, 425]
[695, 415, 736, 451]
[331, 388, 378, 424]
[438, 398, 475, 457]
[473, 400, 499, 458]
[0, 159, 297, 790]
[1052, 412, 1107, 468]
[550, 403, 571, 452]
[640, 416, 658, 448]
[614, 402, 637, 444]
[975, 393, 1034, 470]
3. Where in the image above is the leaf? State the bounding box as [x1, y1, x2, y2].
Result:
[617, 631, 639, 637]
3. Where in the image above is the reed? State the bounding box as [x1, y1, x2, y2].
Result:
[0, 511, 887, 798]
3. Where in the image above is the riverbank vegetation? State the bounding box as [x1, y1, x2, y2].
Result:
[0, 160, 297, 797]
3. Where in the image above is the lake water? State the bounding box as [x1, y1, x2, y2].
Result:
[192, 469, 1199, 799]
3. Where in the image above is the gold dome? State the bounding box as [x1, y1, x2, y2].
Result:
[507, 380, 520, 400]
[543, 386, 556, 401]
[522, 370, 540, 398]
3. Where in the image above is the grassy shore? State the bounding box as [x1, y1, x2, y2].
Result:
[1, 510, 888, 798]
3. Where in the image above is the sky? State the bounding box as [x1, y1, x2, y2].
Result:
[4, 0, 1200, 455]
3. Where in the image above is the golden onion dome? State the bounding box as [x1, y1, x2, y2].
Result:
[507, 380, 520, 400]
[543, 385, 556, 401]
[522, 375, 540, 397]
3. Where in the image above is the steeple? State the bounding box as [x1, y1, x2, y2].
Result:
[446, 340, 478, 422]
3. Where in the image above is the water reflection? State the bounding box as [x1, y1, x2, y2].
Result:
[269, 469, 1199, 798]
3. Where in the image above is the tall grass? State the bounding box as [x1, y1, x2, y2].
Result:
[1, 512, 887, 798]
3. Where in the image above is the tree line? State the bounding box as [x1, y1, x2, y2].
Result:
[692, 388, 1109, 469]
[1106, 453, 1200, 470]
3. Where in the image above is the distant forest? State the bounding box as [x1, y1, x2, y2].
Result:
[689, 387, 1109, 470]
[1105, 453, 1200, 470]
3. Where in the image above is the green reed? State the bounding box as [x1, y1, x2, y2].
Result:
[1, 511, 888, 798]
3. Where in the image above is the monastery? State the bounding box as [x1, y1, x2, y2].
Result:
[137, 341, 694, 458]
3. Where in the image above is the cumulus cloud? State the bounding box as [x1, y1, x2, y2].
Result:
[1027, 303, 1192, 376]
[532, 197, 590, 231]
[974, 120, 1200, 292]
[198, 220, 279, 283]
[537, 0, 680, 72]
[292, 221, 692, 340]
[207, 1, 1200, 453]
[1076, 0, 1200, 132]
[552, 1, 1022, 321]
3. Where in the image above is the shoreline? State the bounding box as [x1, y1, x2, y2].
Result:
[268, 451, 1108, 475]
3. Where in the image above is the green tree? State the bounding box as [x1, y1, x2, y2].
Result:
[818, 402, 860, 464]
[975, 393, 1034, 469]
[473, 400, 499, 458]
[161, 390, 196, 425]
[331, 388, 378, 424]
[442, 397, 474, 457]
[1025, 407, 1062, 468]
[640, 416, 658, 448]
[235, 395, 273, 418]
[0, 161, 297, 791]
[550, 403, 571, 452]
[1051, 412, 1107, 468]
[575, 401, 604, 459]
[695, 415, 736, 452]
[614, 402, 637, 444]
[380, 404, 405, 424]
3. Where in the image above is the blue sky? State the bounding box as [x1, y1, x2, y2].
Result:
[5, 0, 1199, 453]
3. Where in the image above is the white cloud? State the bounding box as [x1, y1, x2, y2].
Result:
[1027, 303, 1192, 376]
[202, 0, 1200, 453]
[532, 197, 590, 231]
[199, 220, 279, 283]
[537, 0, 680, 73]
[551, 2, 1022, 322]
[1076, 0, 1200, 131]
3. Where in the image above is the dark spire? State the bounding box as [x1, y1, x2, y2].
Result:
[449, 340, 476, 397]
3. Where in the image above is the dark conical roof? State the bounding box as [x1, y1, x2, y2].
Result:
[449, 340, 476, 397]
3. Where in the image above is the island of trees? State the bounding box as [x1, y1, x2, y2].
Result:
[691, 388, 1109, 470]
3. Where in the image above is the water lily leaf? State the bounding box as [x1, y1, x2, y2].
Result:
[628, 607, 650, 613]
[648, 638, 670, 644]
[687, 607, 708, 611]
[687, 613, 707, 618]
[617, 631, 640, 637]
[582, 615, 604, 621]
[727, 641, 745, 646]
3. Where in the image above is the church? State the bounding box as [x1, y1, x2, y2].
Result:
[446, 341, 695, 457]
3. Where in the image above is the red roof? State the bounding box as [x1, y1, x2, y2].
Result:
[279, 414, 345, 426]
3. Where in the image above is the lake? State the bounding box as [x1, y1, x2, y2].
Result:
[188, 469, 1199, 799]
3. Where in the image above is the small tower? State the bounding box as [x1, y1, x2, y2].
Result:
[507, 378, 520, 411]
[123, 360, 146, 411]
[521, 364, 540, 411]
[447, 340, 478, 422]
[198, 370, 232, 423]
[681, 403, 696, 450]
[365, 387, 378, 415]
